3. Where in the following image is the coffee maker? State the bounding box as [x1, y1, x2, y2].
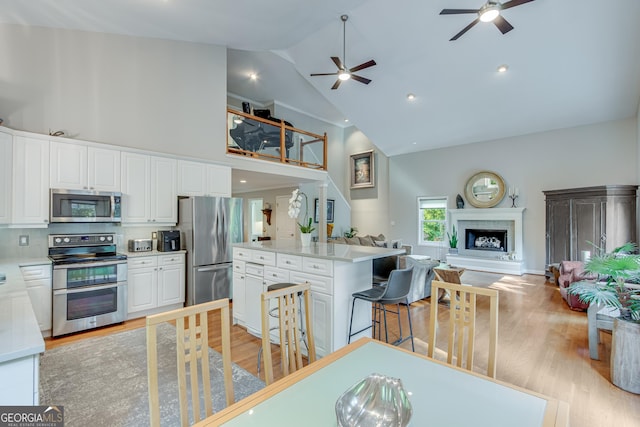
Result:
[157, 230, 180, 252]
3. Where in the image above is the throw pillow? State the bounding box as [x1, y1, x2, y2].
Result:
[346, 237, 360, 245]
[358, 236, 375, 246]
[374, 240, 388, 248]
[371, 234, 386, 242]
[333, 237, 347, 244]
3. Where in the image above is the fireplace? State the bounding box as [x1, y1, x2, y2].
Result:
[465, 229, 508, 252]
[447, 208, 525, 275]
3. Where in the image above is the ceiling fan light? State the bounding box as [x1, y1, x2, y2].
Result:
[338, 71, 351, 81]
[479, 8, 500, 22]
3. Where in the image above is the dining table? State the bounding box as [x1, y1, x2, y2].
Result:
[193, 338, 569, 427]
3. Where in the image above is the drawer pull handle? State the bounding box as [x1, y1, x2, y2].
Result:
[272, 273, 277, 277]
[286, 261, 291, 264]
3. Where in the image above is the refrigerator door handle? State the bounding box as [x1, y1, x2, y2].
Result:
[196, 264, 231, 272]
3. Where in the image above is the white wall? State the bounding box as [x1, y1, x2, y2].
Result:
[387, 117, 638, 274]
[344, 127, 391, 239]
[0, 23, 227, 160]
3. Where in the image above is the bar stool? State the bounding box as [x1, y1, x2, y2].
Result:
[348, 267, 415, 351]
[257, 282, 309, 375]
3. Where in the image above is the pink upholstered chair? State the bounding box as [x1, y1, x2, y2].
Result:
[557, 261, 597, 311]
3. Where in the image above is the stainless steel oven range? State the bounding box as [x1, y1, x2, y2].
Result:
[49, 233, 128, 337]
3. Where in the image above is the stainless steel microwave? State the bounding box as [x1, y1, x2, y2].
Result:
[50, 189, 122, 223]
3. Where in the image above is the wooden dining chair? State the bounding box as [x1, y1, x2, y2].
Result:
[261, 282, 316, 385]
[428, 280, 499, 378]
[146, 299, 234, 427]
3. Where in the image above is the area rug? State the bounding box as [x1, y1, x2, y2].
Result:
[39, 323, 265, 427]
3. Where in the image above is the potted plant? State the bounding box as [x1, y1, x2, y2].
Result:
[568, 242, 640, 393]
[288, 189, 315, 246]
[447, 225, 458, 254]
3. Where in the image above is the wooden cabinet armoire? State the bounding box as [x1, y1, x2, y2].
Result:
[544, 185, 638, 266]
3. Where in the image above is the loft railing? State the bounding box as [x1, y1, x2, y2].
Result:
[227, 109, 327, 171]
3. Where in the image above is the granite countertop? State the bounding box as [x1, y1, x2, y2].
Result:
[0, 258, 50, 364]
[233, 241, 405, 263]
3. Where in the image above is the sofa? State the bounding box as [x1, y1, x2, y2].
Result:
[557, 261, 597, 311]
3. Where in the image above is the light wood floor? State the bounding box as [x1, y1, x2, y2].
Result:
[46, 271, 640, 427]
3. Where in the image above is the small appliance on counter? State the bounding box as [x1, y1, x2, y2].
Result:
[158, 230, 181, 252]
[128, 239, 153, 252]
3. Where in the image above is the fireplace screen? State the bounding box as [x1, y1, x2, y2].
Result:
[465, 229, 508, 252]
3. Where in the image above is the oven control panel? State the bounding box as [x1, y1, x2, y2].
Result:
[49, 233, 115, 248]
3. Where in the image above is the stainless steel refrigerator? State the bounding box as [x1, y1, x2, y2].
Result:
[177, 197, 243, 306]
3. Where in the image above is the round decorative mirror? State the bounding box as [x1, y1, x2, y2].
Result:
[464, 171, 506, 208]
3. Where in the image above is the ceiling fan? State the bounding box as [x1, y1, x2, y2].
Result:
[440, 0, 535, 41]
[310, 15, 376, 90]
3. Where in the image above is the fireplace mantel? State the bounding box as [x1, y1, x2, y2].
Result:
[447, 208, 525, 275]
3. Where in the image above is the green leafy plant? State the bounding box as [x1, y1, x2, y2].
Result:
[447, 225, 458, 249]
[568, 242, 640, 322]
[344, 227, 358, 238]
[288, 189, 315, 234]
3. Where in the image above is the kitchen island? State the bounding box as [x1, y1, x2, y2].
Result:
[232, 241, 405, 357]
[0, 259, 49, 405]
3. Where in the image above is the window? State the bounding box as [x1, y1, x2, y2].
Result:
[418, 197, 447, 245]
[248, 198, 263, 241]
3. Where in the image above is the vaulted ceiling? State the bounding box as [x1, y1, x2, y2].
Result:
[1, 0, 639, 157]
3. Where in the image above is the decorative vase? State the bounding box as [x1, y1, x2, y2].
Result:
[335, 373, 412, 427]
[448, 247, 458, 255]
[611, 318, 640, 394]
[300, 232, 312, 247]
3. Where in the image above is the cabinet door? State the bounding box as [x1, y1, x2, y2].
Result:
[310, 291, 332, 357]
[157, 263, 185, 306]
[13, 135, 50, 226]
[546, 198, 570, 265]
[177, 160, 206, 196]
[88, 146, 121, 191]
[26, 280, 52, 331]
[127, 266, 157, 313]
[232, 272, 246, 324]
[245, 274, 263, 336]
[0, 131, 12, 223]
[121, 152, 151, 223]
[572, 198, 603, 259]
[150, 156, 177, 223]
[50, 141, 87, 190]
[205, 164, 231, 197]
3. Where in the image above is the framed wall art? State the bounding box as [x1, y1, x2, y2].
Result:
[350, 150, 375, 189]
[314, 198, 335, 223]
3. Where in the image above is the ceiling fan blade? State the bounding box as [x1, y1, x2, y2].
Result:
[349, 60, 376, 73]
[501, 0, 535, 10]
[331, 56, 345, 70]
[493, 15, 514, 34]
[310, 72, 339, 76]
[331, 79, 342, 90]
[450, 18, 480, 41]
[351, 74, 372, 85]
[440, 8, 479, 14]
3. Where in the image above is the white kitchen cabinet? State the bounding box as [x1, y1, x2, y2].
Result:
[20, 264, 52, 335]
[157, 254, 185, 306]
[127, 253, 185, 318]
[50, 140, 121, 191]
[0, 354, 40, 405]
[232, 272, 246, 324]
[177, 160, 231, 197]
[0, 130, 12, 223]
[244, 273, 264, 336]
[121, 152, 177, 225]
[127, 256, 158, 314]
[12, 134, 50, 227]
[309, 291, 332, 357]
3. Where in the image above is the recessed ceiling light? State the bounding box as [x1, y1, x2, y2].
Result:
[249, 73, 257, 80]
[344, 119, 349, 123]
[407, 93, 416, 101]
[412, 142, 417, 145]
[240, 180, 247, 183]
[497, 64, 509, 73]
